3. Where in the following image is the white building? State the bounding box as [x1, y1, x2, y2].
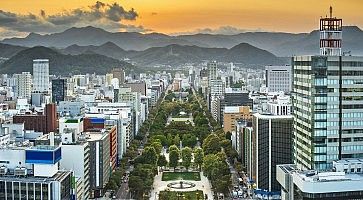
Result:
[210, 79, 225, 121]
[0, 145, 73, 199]
[267, 93, 291, 115]
[60, 142, 90, 200]
[118, 87, 141, 137]
[33, 59, 49, 93]
[14, 72, 32, 100]
[87, 102, 132, 158]
[265, 65, 292, 93]
[277, 161, 363, 200]
[208, 61, 218, 86]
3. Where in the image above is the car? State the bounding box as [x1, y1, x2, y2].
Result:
[112, 195, 116, 199]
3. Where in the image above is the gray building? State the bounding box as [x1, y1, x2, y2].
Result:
[52, 78, 67, 104]
[87, 132, 111, 198]
[292, 56, 363, 171]
[265, 65, 292, 93]
[124, 82, 147, 96]
[58, 101, 85, 117]
[0, 171, 72, 200]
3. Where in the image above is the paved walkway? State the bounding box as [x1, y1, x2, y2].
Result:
[149, 170, 213, 200]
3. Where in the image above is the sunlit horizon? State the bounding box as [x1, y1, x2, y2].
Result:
[0, 0, 362, 38]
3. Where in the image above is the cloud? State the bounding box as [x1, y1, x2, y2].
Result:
[172, 26, 265, 35]
[0, 1, 147, 35]
[0, 27, 28, 39]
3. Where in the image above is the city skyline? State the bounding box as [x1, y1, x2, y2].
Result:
[0, 0, 362, 39]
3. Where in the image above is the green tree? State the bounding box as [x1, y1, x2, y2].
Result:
[181, 147, 193, 170]
[166, 133, 174, 146]
[151, 141, 163, 155]
[169, 150, 180, 170]
[105, 179, 118, 191]
[157, 155, 168, 168]
[202, 134, 221, 155]
[203, 154, 219, 179]
[182, 134, 197, 147]
[128, 176, 144, 198]
[152, 135, 168, 146]
[142, 147, 158, 166]
[169, 145, 179, 152]
[194, 148, 204, 171]
[173, 134, 181, 146]
[214, 175, 231, 195]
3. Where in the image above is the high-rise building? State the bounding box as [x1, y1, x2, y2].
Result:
[210, 79, 225, 121]
[111, 68, 125, 85]
[252, 113, 293, 192]
[87, 132, 111, 198]
[60, 142, 91, 200]
[33, 59, 49, 93]
[105, 73, 113, 87]
[293, 56, 363, 171]
[118, 87, 141, 137]
[223, 106, 251, 133]
[14, 72, 32, 100]
[87, 102, 132, 159]
[52, 78, 67, 104]
[265, 65, 292, 93]
[218, 88, 253, 124]
[125, 82, 147, 95]
[233, 120, 253, 170]
[208, 61, 218, 84]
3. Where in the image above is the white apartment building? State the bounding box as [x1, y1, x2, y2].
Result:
[33, 59, 49, 93]
[14, 72, 32, 100]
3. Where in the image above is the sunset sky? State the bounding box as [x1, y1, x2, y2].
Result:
[0, 0, 362, 38]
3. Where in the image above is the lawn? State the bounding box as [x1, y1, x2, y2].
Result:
[159, 190, 204, 200]
[162, 172, 201, 181]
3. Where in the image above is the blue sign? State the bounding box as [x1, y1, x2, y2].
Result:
[25, 147, 61, 164]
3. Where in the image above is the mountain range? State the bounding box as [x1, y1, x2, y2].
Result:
[2, 26, 363, 56]
[1, 25, 362, 74]
[0, 41, 284, 71]
[0, 46, 136, 75]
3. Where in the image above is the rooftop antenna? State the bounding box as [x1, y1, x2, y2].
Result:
[319, 6, 342, 56]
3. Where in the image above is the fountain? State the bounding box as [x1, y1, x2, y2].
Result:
[167, 180, 196, 189]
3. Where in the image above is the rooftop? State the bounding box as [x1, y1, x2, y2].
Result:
[0, 171, 71, 183]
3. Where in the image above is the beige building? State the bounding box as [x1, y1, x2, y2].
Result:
[223, 106, 251, 133]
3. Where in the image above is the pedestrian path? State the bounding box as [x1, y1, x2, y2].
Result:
[149, 170, 214, 200]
